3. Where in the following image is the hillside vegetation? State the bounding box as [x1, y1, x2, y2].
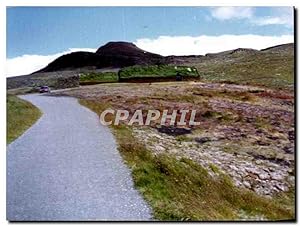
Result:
[7, 95, 42, 144]
[79, 65, 199, 85]
[79, 72, 118, 85]
[184, 45, 294, 90]
[119, 65, 199, 80]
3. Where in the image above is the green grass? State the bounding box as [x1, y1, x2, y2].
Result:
[7, 87, 40, 95]
[119, 65, 199, 80]
[192, 51, 294, 90]
[79, 71, 118, 84]
[175, 135, 193, 143]
[79, 99, 294, 221]
[7, 95, 42, 144]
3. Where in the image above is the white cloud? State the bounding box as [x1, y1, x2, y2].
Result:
[251, 7, 293, 27]
[211, 7, 254, 20]
[6, 48, 96, 77]
[135, 34, 293, 56]
[210, 6, 293, 28]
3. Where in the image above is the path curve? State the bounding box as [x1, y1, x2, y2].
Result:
[7, 94, 152, 221]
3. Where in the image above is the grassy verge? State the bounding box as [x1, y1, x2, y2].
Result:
[7, 95, 42, 144]
[79, 99, 294, 221]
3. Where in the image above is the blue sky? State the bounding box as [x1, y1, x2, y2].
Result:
[7, 7, 293, 58]
[6, 6, 294, 76]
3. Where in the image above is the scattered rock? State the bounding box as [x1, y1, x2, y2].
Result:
[258, 173, 270, 180]
[157, 126, 192, 136]
[270, 173, 283, 181]
[132, 126, 293, 197]
[283, 146, 293, 154]
[256, 129, 264, 134]
[266, 135, 279, 140]
[275, 183, 287, 191]
[243, 181, 251, 188]
[155, 145, 166, 152]
[251, 153, 291, 167]
[245, 167, 261, 175]
[195, 137, 211, 144]
[271, 121, 281, 127]
[255, 140, 270, 146]
[229, 165, 239, 171]
[288, 130, 294, 141]
[255, 160, 263, 165]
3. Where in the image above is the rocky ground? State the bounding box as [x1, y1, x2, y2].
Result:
[132, 126, 293, 196]
[55, 81, 294, 198]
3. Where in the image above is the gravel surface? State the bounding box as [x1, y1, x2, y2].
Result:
[7, 94, 152, 221]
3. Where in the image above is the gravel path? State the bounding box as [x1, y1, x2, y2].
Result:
[7, 94, 152, 221]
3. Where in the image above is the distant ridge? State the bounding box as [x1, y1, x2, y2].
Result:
[260, 43, 294, 53]
[205, 48, 258, 58]
[33, 41, 293, 73]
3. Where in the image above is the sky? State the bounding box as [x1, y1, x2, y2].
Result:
[6, 6, 294, 77]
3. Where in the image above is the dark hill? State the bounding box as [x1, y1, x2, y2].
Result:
[36, 52, 100, 73]
[37, 41, 165, 73]
[96, 41, 161, 58]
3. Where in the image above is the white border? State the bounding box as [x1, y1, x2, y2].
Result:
[1, 0, 298, 6]
[0, 2, 6, 225]
[1, 1, 298, 225]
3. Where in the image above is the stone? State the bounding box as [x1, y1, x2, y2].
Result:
[155, 145, 166, 152]
[195, 137, 211, 144]
[157, 126, 191, 136]
[283, 146, 293, 154]
[151, 134, 163, 139]
[258, 172, 270, 180]
[245, 167, 261, 175]
[243, 181, 251, 188]
[275, 183, 286, 191]
[270, 173, 282, 181]
[255, 160, 263, 165]
[229, 165, 239, 171]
